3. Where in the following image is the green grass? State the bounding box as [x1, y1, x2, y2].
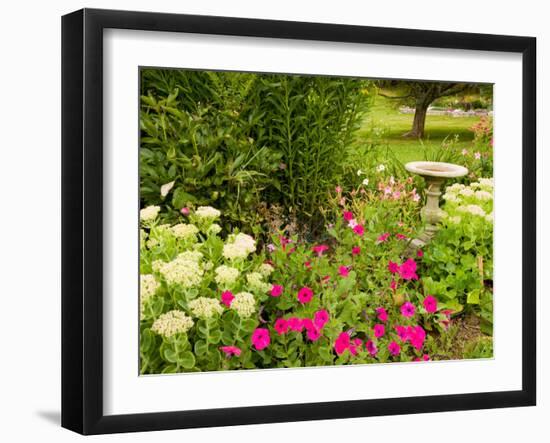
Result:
[355, 94, 480, 164]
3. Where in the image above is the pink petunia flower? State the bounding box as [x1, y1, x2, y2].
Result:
[377, 232, 390, 243]
[423, 295, 438, 313]
[401, 301, 416, 318]
[352, 246, 361, 256]
[353, 224, 365, 236]
[388, 261, 399, 274]
[365, 339, 378, 356]
[221, 291, 235, 307]
[374, 324, 385, 338]
[388, 341, 401, 356]
[390, 279, 397, 291]
[251, 328, 270, 351]
[302, 318, 315, 331]
[267, 243, 276, 253]
[398, 258, 419, 280]
[409, 325, 426, 350]
[396, 233, 407, 240]
[334, 332, 351, 355]
[180, 207, 190, 216]
[274, 318, 289, 335]
[335, 186, 342, 194]
[270, 284, 283, 297]
[395, 325, 408, 342]
[338, 265, 350, 277]
[349, 338, 363, 356]
[297, 287, 314, 303]
[288, 317, 304, 332]
[306, 327, 322, 341]
[375, 307, 388, 322]
[313, 309, 330, 329]
[312, 244, 329, 257]
[220, 345, 242, 357]
[343, 211, 354, 221]
[348, 219, 358, 228]
[417, 249, 424, 258]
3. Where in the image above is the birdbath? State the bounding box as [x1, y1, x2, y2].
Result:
[405, 161, 468, 251]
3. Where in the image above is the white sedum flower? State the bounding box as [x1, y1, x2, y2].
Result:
[153, 253, 203, 288]
[195, 206, 221, 220]
[171, 223, 199, 240]
[485, 212, 494, 223]
[140, 205, 160, 221]
[475, 190, 493, 201]
[188, 297, 224, 318]
[231, 292, 256, 318]
[151, 310, 194, 338]
[443, 192, 459, 202]
[246, 272, 271, 293]
[140, 274, 160, 319]
[208, 223, 222, 235]
[257, 263, 274, 277]
[362, 178, 369, 186]
[457, 204, 486, 217]
[223, 233, 256, 260]
[214, 265, 240, 287]
[459, 188, 475, 197]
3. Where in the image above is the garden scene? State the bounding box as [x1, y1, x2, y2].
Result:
[138, 69, 494, 374]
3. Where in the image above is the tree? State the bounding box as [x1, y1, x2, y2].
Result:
[378, 82, 474, 139]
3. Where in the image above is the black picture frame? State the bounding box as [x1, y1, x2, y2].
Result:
[61, 8, 536, 435]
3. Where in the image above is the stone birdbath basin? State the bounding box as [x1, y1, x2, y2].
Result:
[405, 161, 468, 250]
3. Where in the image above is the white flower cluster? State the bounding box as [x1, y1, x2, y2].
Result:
[188, 297, 224, 318]
[474, 190, 492, 201]
[140, 205, 160, 221]
[140, 229, 147, 249]
[208, 223, 222, 235]
[222, 233, 256, 260]
[153, 253, 204, 288]
[195, 206, 221, 220]
[457, 204, 486, 217]
[246, 272, 272, 293]
[257, 263, 274, 277]
[170, 223, 199, 241]
[231, 292, 256, 318]
[140, 274, 160, 319]
[214, 265, 240, 287]
[151, 310, 194, 338]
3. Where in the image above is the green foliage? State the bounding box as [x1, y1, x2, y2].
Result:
[422, 179, 493, 330]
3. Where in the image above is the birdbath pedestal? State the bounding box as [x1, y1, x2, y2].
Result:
[405, 161, 468, 251]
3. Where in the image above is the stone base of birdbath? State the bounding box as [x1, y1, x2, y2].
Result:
[405, 161, 468, 253]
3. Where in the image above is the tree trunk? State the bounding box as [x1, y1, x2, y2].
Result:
[403, 98, 430, 138]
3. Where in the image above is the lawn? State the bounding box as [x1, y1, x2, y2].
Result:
[355, 94, 480, 165]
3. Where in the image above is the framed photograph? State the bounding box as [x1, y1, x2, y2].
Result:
[61, 8, 536, 435]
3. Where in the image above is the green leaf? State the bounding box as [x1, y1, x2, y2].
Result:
[179, 351, 196, 369]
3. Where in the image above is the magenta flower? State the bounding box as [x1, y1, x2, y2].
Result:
[274, 318, 289, 335]
[297, 286, 314, 304]
[343, 211, 354, 221]
[409, 325, 426, 350]
[390, 280, 397, 291]
[338, 265, 350, 277]
[352, 246, 361, 256]
[307, 327, 322, 341]
[401, 301, 416, 318]
[302, 318, 315, 331]
[374, 324, 385, 338]
[375, 307, 388, 322]
[353, 224, 365, 236]
[288, 317, 304, 332]
[365, 339, 378, 356]
[334, 332, 351, 355]
[377, 232, 390, 243]
[219, 345, 242, 357]
[270, 284, 283, 297]
[251, 328, 270, 351]
[304, 261, 312, 269]
[349, 338, 363, 356]
[398, 258, 419, 280]
[313, 309, 330, 329]
[396, 233, 407, 240]
[180, 207, 190, 216]
[395, 325, 408, 342]
[388, 341, 401, 356]
[423, 295, 438, 313]
[221, 291, 235, 307]
[388, 260, 399, 274]
[312, 244, 329, 257]
[416, 249, 424, 258]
